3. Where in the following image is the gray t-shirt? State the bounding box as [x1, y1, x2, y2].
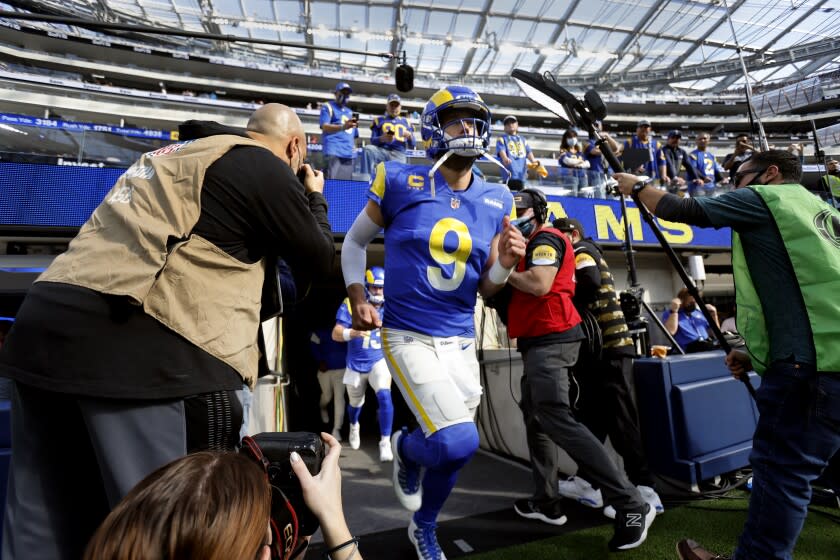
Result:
[694, 188, 815, 366]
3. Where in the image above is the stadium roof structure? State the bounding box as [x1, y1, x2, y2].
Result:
[4, 0, 840, 94]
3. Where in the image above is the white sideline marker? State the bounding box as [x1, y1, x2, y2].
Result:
[453, 539, 474, 553]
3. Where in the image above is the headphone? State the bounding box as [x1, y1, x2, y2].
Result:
[519, 187, 548, 224]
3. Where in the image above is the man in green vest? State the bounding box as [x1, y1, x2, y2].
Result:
[822, 158, 840, 204]
[614, 150, 840, 560]
[0, 104, 336, 560]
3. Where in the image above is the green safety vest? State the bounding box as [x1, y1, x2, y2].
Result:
[821, 174, 840, 199]
[732, 184, 840, 374]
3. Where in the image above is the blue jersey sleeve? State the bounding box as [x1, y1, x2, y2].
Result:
[496, 136, 508, 157]
[368, 162, 387, 208]
[319, 103, 332, 127]
[335, 300, 352, 327]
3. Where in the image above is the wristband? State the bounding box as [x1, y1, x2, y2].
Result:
[323, 536, 359, 559]
[342, 328, 352, 342]
[488, 259, 514, 285]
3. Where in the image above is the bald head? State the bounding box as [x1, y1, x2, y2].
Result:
[247, 103, 304, 142]
[246, 103, 306, 169]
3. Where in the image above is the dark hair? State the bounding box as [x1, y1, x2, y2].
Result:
[85, 452, 271, 560]
[744, 149, 802, 183]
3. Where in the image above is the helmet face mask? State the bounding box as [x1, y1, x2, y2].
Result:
[365, 266, 385, 304]
[421, 86, 492, 160]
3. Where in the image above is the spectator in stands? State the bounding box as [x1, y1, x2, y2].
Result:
[662, 288, 719, 353]
[722, 134, 755, 181]
[363, 94, 415, 175]
[84, 433, 362, 560]
[320, 81, 359, 180]
[554, 217, 663, 520]
[614, 149, 840, 560]
[507, 191, 655, 551]
[623, 119, 664, 179]
[720, 304, 737, 333]
[657, 130, 701, 194]
[689, 133, 727, 197]
[0, 104, 335, 560]
[496, 115, 539, 191]
[310, 327, 347, 441]
[558, 129, 590, 196]
[583, 120, 620, 198]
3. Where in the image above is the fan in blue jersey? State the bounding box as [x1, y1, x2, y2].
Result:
[362, 93, 416, 175]
[319, 81, 359, 180]
[495, 115, 538, 191]
[622, 119, 665, 179]
[340, 85, 527, 560]
[331, 266, 394, 462]
[689, 133, 728, 197]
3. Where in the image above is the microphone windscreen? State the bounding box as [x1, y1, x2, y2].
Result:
[395, 64, 414, 92]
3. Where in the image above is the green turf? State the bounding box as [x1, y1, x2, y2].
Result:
[466, 492, 840, 560]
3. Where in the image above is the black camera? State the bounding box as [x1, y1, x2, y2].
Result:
[240, 432, 325, 560]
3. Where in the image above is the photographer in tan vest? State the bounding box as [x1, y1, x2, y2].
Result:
[0, 104, 335, 560]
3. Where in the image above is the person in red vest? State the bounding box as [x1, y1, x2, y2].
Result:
[506, 188, 655, 552]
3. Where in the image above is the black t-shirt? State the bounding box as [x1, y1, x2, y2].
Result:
[515, 230, 584, 353]
[0, 126, 334, 399]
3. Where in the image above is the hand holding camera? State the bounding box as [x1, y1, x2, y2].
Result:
[297, 163, 324, 195]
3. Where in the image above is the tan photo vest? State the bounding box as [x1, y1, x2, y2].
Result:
[39, 134, 272, 388]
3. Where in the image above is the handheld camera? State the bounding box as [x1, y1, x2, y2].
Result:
[240, 432, 325, 560]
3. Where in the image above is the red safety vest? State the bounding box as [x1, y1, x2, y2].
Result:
[508, 227, 581, 339]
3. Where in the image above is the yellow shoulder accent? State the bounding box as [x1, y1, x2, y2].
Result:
[370, 162, 387, 199]
[575, 253, 597, 266]
[342, 297, 352, 314]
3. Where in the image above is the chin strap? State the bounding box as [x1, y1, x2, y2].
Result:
[427, 150, 512, 198]
[481, 152, 510, 184]
[427, 150, 454, 198]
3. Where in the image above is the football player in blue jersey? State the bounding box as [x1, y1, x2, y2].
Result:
[363, 93, 416, 174]
[340, 85, 526, 560]
[332, 266, 394, 462]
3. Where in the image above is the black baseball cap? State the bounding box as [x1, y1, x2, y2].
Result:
[667, 129, 682, 138]
[554, 217, 585, 237]
[513, 191, 537, 210]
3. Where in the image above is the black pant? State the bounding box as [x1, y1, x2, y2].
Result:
[2, 382, 242, 560]
[519, 342, 642, 509]
[571, 353, 655, 487]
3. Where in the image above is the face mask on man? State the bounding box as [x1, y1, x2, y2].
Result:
[511, 214, 535, 237]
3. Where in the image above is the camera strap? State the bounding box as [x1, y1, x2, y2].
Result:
[241, 436, 301, 560]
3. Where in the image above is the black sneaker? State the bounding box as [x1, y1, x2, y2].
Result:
[513, 498, 567, 526]
[609, 502, 656, 551]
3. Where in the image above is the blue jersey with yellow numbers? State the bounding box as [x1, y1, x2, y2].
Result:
[371, 115, 415, 152]
[319, 100, 358, 158]
[368, 161, 513, 337]
[495, 134, 531, 181]
[689, 149, 724, 190]
[336, 298, 383, 373]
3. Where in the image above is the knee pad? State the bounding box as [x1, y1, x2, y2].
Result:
[403, 422, 479, 469]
